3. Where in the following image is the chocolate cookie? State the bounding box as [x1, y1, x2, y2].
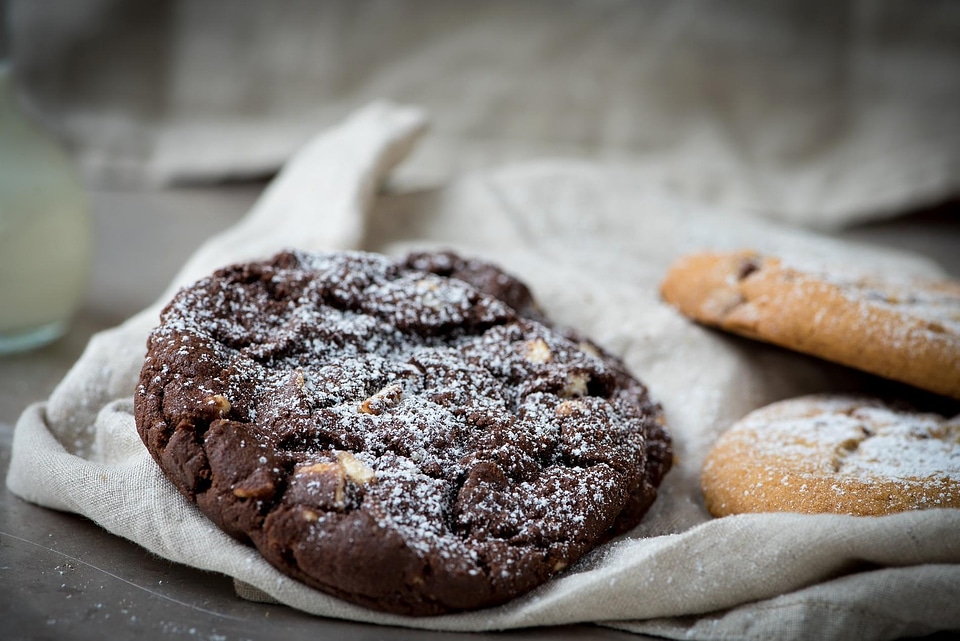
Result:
[701, 394, 960, 516]
[135, 250, 670, 616]
[660, 250, 960, 399]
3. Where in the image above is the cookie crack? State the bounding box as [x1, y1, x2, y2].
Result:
[831, 425, 874, 473]
[735, 256, 761, 281]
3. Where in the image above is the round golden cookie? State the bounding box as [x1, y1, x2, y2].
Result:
[660, 250, 960, 399]
[701, 394, 960, 517]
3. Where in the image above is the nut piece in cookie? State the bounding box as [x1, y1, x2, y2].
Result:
[660, 250, 960, 399]
[701, 394, 960, 516]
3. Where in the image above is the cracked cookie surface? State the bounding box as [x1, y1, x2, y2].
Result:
[134, 250, 671, 615]
[660, 250, 960, 399]
[701, 394, 960, 516]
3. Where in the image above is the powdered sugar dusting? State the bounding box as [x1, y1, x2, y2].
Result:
[135, 249, 670, 614]
[703, 394, 960, 516]
[744, 400, 960, 481]
[740, 396, 959, 507]
[778, 255, 960, 343]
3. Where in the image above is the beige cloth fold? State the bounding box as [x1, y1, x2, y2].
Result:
[10, 0, 960, 228]
[7, 103, 960, 640]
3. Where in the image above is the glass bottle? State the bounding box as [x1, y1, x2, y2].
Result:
[0, 62, 93, 353]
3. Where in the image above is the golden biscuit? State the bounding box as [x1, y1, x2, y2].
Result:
[660, 250, 960, 399]
[701, 395, 960, 516]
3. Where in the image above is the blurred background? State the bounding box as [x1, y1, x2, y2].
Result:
[5, 0, 960, 226]
[1, 0, 959, 351]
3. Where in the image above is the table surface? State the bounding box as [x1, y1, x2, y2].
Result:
[1, 185, 958, 641]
